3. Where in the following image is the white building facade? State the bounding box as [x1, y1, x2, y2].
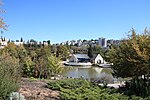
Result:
[0, 38, 8, 48]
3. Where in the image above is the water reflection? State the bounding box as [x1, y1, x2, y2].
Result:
[62, 66, 114, 83]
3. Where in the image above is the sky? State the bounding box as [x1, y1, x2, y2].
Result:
[1, 0, 150, 44]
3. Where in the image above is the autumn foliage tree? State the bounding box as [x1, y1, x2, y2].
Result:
[106, 28, 150, 97]
[107, 29, 150, 78]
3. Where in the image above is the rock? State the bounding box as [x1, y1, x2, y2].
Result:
[19, 78, 60, 100]
[10, 92, 25, 100]
[50, 91, 59, 98]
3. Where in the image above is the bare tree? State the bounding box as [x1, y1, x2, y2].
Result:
[0, 0, 7, 30]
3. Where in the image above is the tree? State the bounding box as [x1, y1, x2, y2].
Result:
[4, 42, 18, 57]
[36, 55, 47, 78]
[23, 56, 35, 77]
[88, 45, 104, 58]
[92, 45, 105, 57]
[47, 40, 51, 45]
[106, 29, 150, 78]
[106, 29, 150, 97]
[56, 45, 70, 60]
[0, 0, 7, 30]
[88, 45, 93, 58]
[47, 55, 64, 77]
[33, 46, 51, 78]
[34, 53, 63, 79]
[20, 37, 23, 42]
[51, 45, 57, 55]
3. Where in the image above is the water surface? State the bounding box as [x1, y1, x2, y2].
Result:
[62, 66, 114, 83]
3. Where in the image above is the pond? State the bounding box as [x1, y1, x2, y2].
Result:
[62, 66, 116, 83]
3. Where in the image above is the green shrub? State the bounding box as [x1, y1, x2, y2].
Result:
[47, 79, 132, 100]
[47, 78, 150, 100]
[130, 95, 144, 100]
[123, 78, 150, 98]
[0, 54, 21, 100]
[47, 78, 91, 90]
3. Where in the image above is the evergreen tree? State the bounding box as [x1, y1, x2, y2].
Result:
[20, 37, 23, 42]
[88, 45, 93, 58]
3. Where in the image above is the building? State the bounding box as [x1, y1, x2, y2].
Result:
[98, 37, 107, 47]
[43, 41, 48, 46]
[14, 40, 24, 46]
[91, 54, 105, 64]
[102, 38, 107, 47]
[98, 37, 102, 47]
[77, 39, 82, 46]
[65, 54, 92, 66]
[69, 54, 91, 63]
[0, 37, 8, 48]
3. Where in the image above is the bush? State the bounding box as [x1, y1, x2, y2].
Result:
[47, 78, 91, 90]
[129, 95, 144, 100]
[47, 78, 150, 99]
[0, 54, 21, 100]
[47, 79, 132, 100]
[122, 78, 150, 98]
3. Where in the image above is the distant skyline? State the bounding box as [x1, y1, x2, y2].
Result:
[2, 0, 150, 43]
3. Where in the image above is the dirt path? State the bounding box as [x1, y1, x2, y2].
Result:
[19, 78, 60, 100]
